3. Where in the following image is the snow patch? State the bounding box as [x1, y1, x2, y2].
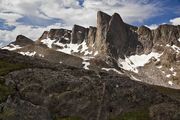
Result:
[168, 81, 173, 86]
[173, 72, 177, 76]
[56, 41, 90, 55]
[39, 54, 44, 58]
[94, 51, 98, 56]
[157, 65, 162, 69]
[162, 71, 165, 74]
[131, 75, 141, 81]
[172, 45, 180, 53]
[170, 67, 174, 72]
[41, 38, 56, 48]
[118, 52, 162, 73]
[82, 61, 90, 70]
[102, 68, 123, 74]
[2, 44, 22, 51]
[166, 44, 180, 53]
[19, 51, 36, 57]
[178, 38, 180, 42]
[166, 74, 171, 78]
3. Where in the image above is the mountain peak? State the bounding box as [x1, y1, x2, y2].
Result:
[14, 35, 34, 46]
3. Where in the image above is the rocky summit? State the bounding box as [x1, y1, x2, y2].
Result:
[1, 11, 180, 120]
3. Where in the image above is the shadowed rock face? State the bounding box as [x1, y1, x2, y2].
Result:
[38, 29, 72, 44]
[49, 29, 72, 43]
[92, 12, 141, 58]
[71, 25, 89, 44]
[106, 13, 139, 58]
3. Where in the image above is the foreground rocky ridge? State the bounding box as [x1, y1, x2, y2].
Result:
[1, 11, 180, 89]
[0, 49, 180, 120]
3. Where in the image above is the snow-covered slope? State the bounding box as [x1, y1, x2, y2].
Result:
[118, 52, 162, 73]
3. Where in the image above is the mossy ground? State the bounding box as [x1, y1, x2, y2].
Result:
[0, 60, 28, 103]
[0, 60, 28, 118]
[0, 83, 14, 103]
[111, 109, 150, 120]
[54, 116, 83, 120]
[153, 85, 180, 101]
[0, 60, 27, 76]
[0, 108, 15, 120]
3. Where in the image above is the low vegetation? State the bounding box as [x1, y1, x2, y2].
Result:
[0, 60, 27, 76]
[111, 109, 150, 120]
[153, 85, 180, 101]
[54, 116, 83, 120]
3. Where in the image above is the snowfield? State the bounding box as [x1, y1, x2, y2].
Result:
[118, 52, 162, 73]
[41, 38, 99, 57]
[41, 38, 56, 48]
[2, 44, 22, 51]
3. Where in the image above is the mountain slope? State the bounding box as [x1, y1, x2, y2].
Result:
[0, 49, 180, 120]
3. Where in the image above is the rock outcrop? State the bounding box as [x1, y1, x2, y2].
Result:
[12, 35, 34, 47]
[71, 25, 89, 44]
[87, 26, 97, 47]
[137, 26, 153, 54]
[94, 11, 111, 53]
[153, 24, 180, 46]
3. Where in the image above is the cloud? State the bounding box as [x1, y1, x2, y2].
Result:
[170, 17, 180, 25]
[146, 17, 180, 30]
[0, 12, 22, 25]
[0, 0, 165, 46]
[145, 24, 159, 30]
[0, 0, 162, 26]
[0, 23, 72, 45]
